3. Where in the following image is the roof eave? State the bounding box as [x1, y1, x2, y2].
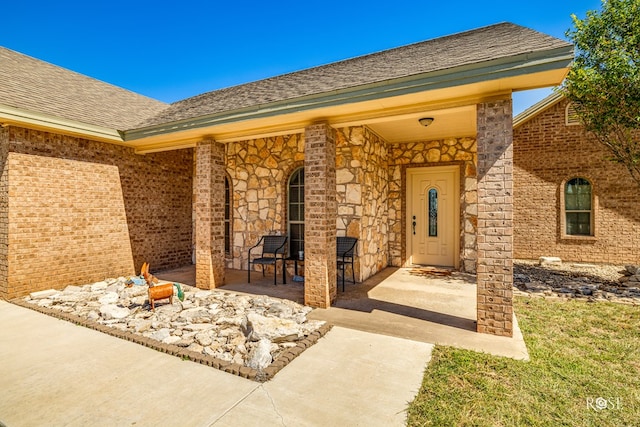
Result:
[513, 91, 565, 128]
[122, 45, 574, 142]
[0, 104, 124, 142]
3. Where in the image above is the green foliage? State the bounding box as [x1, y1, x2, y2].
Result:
[562, 0, 640, 184]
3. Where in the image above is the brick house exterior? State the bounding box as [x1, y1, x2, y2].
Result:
[514, 94, 640, 264]
[1, 23, 574, 337]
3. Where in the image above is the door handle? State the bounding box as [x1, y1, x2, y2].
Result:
[412, 215, 416, 235]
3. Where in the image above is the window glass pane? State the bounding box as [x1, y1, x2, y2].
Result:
[224, 222, 230, 253]
[224, 177, 231, 253]
[288, 167, 305, 255]
[428, 188, 438, 237]
[290, 224, 304, 255]
[565, 178, 592, 235]
[566, 212, 591, 235]
[566, 178, 591, 210]
[290, 205, 299, 221]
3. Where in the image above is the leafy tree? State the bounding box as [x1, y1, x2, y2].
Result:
[562, 0, 640, 185]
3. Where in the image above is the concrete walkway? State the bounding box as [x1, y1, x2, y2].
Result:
[0, 300, 432, 426]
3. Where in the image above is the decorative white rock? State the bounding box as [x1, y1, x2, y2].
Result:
[539, 256, 562, 266]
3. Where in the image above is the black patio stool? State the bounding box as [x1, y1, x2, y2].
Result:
[248, 235, 288, 285]
[337, 236, 358, 291]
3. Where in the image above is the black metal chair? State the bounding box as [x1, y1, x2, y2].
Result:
[337, 236, 358, 291]
[248, 235, 288, 285]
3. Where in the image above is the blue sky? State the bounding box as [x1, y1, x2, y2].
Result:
[1, 0, 602, 114]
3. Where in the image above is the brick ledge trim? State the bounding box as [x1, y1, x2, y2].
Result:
[9, 298, 333, 383]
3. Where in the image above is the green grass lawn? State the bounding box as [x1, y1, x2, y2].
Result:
[407, 297, 640, 426]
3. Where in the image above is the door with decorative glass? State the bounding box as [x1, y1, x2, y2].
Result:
[407, 166, 459, 266]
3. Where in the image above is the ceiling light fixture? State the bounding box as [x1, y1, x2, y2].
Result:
[419, 117, 434, 127]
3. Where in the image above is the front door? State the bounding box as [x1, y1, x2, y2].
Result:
[407, 166, 459, 267]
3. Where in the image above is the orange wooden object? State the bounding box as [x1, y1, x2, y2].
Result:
[148, 283, 173, 310]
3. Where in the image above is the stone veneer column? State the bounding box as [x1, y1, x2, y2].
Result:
[195, 139, 226, 289]
[476, 98, 514, 337]
[304, 122, 337, 308]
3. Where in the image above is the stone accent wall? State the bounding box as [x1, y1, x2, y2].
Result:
[336, 127, 389, 281]
[514, 98, 640, 264]
[304, 123, 337, 307]
[226, 134, 304, 270]
[1, 126, 193, 299]
[476, 99, 514, 337]
[387, 137, 478, 272]
[195, 140, 226, 289]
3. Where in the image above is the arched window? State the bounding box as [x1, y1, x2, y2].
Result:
[564, 177, 592, 236]
[224, 176, 231, 255]
[288, 168, 304, 258]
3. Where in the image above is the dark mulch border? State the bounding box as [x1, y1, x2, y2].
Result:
[10, 298, 333, 382]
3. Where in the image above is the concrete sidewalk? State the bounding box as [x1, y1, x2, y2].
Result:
[0, 300, 432, 426]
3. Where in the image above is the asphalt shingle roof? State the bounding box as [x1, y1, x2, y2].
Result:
[0, 47, 168, 130]
[136, 22, 571, 129]
[1, 22, 570, 133]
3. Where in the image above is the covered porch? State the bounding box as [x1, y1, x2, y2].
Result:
[125, 23, 573, 338]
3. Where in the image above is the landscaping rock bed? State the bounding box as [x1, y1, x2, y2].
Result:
[514, 260, 640, 304]
[15, 278, 331, 382]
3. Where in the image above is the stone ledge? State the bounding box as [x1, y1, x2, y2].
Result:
[9, 298, 333, 383]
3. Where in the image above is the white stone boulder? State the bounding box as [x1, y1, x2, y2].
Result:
[246, 312, 302, 342]
[539, 256, 562, 266]
[29, 289, 59, 300]
[247, 338, 273, 370]
[98, 292, 119, 305]
[99, 304, 130, 320]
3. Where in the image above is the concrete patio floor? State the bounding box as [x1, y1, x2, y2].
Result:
[157, 265, 529, 360]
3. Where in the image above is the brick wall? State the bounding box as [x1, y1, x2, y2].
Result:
[476, 99, 513, 337]
[514, 98, 640, 264]
[304, 123, 337, 307]
[1, 126, 193, 299]
[194, 140, 226, 289]
[0, 127, 8, 297]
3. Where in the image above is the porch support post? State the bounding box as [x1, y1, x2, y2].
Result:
[476, 98, 514, 337]
[195, 139, 226, 289]
[304, 122, 337, 308]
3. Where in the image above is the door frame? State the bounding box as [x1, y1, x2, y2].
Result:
[406, 165, 460, 268]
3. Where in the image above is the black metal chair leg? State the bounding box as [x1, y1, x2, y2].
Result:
[282, 260, 286, 284]
[351, 261, 355, 285]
